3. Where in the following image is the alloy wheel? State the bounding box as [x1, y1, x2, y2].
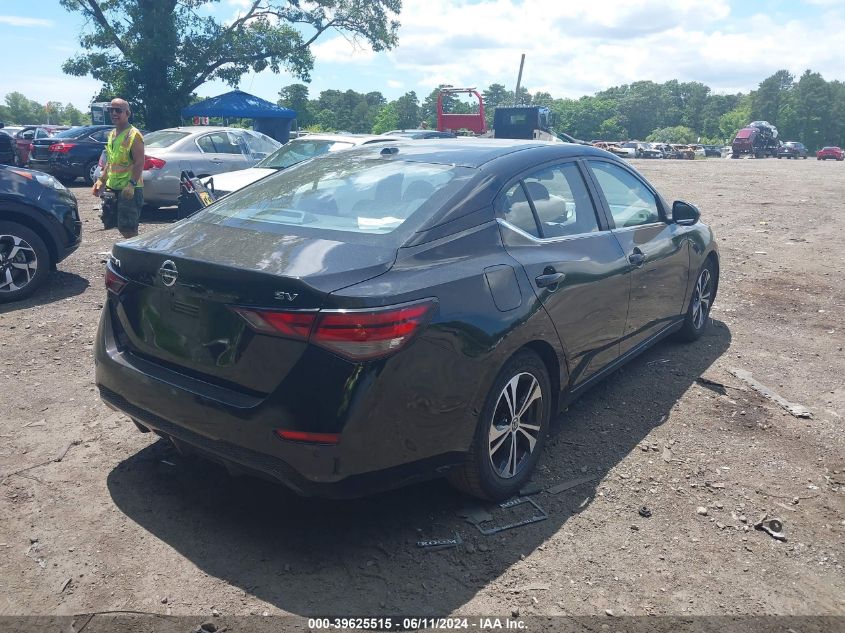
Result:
[487, 372, 544, 479]
[691, 268, 712, 330]
[0, 234, 38, 294]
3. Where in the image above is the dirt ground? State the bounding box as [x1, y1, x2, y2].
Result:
[0, 157, 843, 625]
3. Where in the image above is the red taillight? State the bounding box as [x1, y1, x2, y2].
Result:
[229, 307, 316, 339]
[48, 142, 75, 153]
[105, 264, 129, 295]
[274, 429, 340, 445]
[312, 302, 436, 360]
[231, 299, 437, 361]
[143, 155, 166, 170]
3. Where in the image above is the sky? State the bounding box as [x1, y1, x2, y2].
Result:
[0, 0, 843, 112]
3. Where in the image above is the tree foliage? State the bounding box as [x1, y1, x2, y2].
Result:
[59, 0, 401, 130]
[0, 92, 91, 125]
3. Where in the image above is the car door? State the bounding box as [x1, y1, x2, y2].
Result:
[585, 159, 691, 355]
[194, 131, 251, 175]
[498, 160, 631, 386]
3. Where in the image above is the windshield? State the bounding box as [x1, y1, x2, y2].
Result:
[256, 139, 355, 170]
[195, 153, 475, 242]
[144, 130, 191, 148]
[241, 130, 280, 157]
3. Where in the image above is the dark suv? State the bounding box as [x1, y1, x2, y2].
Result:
[777, 141, 808, 159]
[0, 165, 82, 303]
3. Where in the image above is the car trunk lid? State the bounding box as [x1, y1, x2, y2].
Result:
[110, 221, 396, 393]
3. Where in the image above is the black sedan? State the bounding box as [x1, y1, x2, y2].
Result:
[29, 125, 113, 185]
[777, 141, 808, 159]
[0, 165, 82, 302]
[95, 140, 719, 500]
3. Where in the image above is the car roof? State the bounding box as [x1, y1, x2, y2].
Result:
[340, 138, 614, 168]
[152, 126, 266, 136]
[288, 133, 397, 145]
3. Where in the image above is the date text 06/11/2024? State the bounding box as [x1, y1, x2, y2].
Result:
[307, 617, 527, 630]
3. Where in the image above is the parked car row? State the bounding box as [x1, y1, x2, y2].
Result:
[590, 141, 705, 159]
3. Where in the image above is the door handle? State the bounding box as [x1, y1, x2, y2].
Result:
[209, 158, 224, 163]
[628, 248, 645, 267]
[535, 272, 566, 288]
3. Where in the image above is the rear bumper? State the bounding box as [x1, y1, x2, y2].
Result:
[93, 306, 466, 497]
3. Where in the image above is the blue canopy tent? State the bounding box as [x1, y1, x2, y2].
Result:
[180, 90, 296, 143]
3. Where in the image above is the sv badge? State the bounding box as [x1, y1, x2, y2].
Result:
[274, 291, 299, 302]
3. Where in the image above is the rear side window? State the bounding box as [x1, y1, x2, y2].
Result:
[197, 155, 473, 238]
[588, 160, 660, 228]
[145, 130, 190, 148]
[502, 163, 599, 238]
[197, 132, 245, 155]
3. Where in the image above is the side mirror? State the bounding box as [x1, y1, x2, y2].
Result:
[673, 200, 700, 225]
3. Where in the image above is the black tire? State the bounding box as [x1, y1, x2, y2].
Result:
[83, 160, 98, 186]
[0, 221, 51, 303]
[676, 259, 717, 342]
[449, 349, 552, 500]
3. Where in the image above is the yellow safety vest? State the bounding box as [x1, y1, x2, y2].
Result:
[105, 126, 142, 190]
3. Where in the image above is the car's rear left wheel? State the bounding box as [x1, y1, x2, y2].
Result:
[449, 349, 551, 500]
[0, 222, 50, 303]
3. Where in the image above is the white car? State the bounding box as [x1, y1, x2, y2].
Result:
[206, 133, 400, 196]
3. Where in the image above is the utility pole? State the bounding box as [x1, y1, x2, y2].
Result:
[513, 54, 525, 106]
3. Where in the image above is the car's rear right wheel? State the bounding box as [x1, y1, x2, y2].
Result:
[0, 221, 50, 303]
[449, 349, 551, 500]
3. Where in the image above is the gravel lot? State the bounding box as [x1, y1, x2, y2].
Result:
[1, 158, 843, 623]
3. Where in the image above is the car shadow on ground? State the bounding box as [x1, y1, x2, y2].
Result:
[0, 271, 89, 313]
[107, 321, 731, 615]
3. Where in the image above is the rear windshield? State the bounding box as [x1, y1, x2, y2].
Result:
[256, 139, 355, 170]
[54, 127, 87, 139]
[195, 153, 475, 243]
[144, 130, 191, 148]
[735, 129, 754, 139]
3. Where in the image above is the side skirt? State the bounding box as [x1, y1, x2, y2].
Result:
[557, 319, 684, 413]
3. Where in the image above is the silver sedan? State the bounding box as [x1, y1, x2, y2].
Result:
[137, 127, 280, 207]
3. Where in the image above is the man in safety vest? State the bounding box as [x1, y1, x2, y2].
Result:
[92, 98, 145, 238]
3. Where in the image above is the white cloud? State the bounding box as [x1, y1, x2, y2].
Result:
[373, 0, 843, 98]
[311, 35, 377, 63]
[0, 15, 53, 27]
[387, 80, 403, 89]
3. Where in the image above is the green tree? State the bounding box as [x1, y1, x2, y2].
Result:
[719, 96, 752, 142]
[393, 91, 420, 129]
[315, 109, 337, 131]
[372, 102, 398, 134]
[63, 103, 86, 126]
[482, 83, 510, 128]
[597, 116, 628, 140]
[59, 0, 401, 131]
[5, 92, 42, 124]
[795, 70, 829, 151]
[278, 83, 312, 128]
[646, 125, 697, 144]
[751, 70, 794, 124]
